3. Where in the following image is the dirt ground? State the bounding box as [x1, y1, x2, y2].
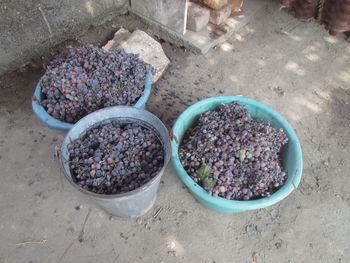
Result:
[1, 0, 350, 262]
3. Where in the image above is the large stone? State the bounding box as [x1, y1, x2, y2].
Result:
[103, 29, 169, 83]
[187, 2, 210, 32]
[209, 3, 233, 25]
[102, 28, 131, 51]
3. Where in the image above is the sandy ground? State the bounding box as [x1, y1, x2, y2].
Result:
[1, 1, 350, 262]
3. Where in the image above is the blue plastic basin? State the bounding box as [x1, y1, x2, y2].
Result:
[32, 71, 152, 132]
[171, 96, 303, 213]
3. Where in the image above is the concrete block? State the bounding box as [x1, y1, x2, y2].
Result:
[209, 3, 233, 25]
[130, 0, 267, 54]
[130, 0, 188, 35]
[200, 0, 228, 10]
[187, 2, 210, 32]
[102, 28, 131, 51]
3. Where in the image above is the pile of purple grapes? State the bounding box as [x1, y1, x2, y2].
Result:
[179, 102, 289, 201]
[39, 44, 153, 123]
[68, 121, 164, 195]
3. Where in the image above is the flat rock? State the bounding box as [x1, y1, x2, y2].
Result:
[102, 28, 131, 51]
[103, 29, 169, 83]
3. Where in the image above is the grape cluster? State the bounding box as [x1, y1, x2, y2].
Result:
[179, 102, 289, 201]
[68, 121, 164, 195]
[40, 44, 153, 123]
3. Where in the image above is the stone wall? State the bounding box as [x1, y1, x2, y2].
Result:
[0, 0, 128, 74]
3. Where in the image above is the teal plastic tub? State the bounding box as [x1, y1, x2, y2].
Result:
[171, 96, 303, 213]
[32, 71, 152, 132]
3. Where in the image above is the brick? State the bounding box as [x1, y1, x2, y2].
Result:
[231, 0, 244, 12]
[200, 0, 228, 10]
[187, 2, 210, 32]
[209, 3, 233, 25]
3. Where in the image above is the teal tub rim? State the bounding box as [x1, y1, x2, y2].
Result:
[32, 71, 152, 132]
[171, 96, 303, 212]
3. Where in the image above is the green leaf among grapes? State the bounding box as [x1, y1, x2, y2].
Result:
[246, 151, 252, 159]
[195, 165, 212, 181]
[195, 165, 215, 190]
[236, 149, 246, 162]
[203, 177, 215, 189]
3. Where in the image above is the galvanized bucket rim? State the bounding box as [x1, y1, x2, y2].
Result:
[61, 106, 171, 199]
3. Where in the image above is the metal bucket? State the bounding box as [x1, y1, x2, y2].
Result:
[61, 106, 171, 218]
